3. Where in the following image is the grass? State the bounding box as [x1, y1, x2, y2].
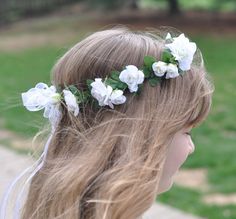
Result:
[0, 34, 236, 218]
[140, 0, 236, 12]
[157, 35, 236, 218]
[184, 35, 236, 194]
[0, 46, 67, 137]
[158, 185, 236, 219]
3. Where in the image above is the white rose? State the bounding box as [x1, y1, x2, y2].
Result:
[90, 78, 113, 107]
[22, 82, 62, 127]
[165, 33, 197, 71]
[63, 90, 80, 116]
[152, 61, 168, 77]
[108, 89, 126, 109]
[165, 64, 179, 79]
[21, 82, 61, 112]
[119, 65, 144, 93]
[90, 78, 126, 109]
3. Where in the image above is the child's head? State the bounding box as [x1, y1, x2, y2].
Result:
[21, 26, 213, 219]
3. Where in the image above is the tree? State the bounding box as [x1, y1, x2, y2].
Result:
[213, 0, 236, 11]
[86, 0, 139, 10]
[86, 0, 181, 15]
[128, 0, 139, 10]
[168, 0, 180, 15]
[153, 0, 180, 15]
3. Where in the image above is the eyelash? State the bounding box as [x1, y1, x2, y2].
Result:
[185, 132, 192, 137]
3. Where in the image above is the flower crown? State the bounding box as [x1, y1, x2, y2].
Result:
[21, 33, 197, 126]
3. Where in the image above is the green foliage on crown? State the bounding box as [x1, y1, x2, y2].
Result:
[143, 56, 162, 87]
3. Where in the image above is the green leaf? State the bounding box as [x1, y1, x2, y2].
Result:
[144, 56, 156, 67]
[169, 56, 178, 64]
[161, 50, 173, 63]
[142, 66, 151, 78]
[83, 90, 90, 98]
[68, 85, 79, 96]
[91, 98, 100, 110]
[136, 83, 144, 96]
[56, 85, 62, 93]
[111, 71, 120, 81]
[105, 78, 118, 90]
[86, 79, 94, 90]
[77, 91, 90, 103]
[148, 77, 161, 87]
[116, 81, 128, 90]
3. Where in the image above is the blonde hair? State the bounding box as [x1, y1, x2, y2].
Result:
[20, 26, 213, 219]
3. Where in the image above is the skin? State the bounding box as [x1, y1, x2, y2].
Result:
[157, 126, 195, 194]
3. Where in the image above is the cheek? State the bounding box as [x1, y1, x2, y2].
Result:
[176, 138, 191, 165]
[157, 134, 191, 194]
[165, 146, 187, 176]
[175, 145, 189, 166]
[165, 137, 190, 175]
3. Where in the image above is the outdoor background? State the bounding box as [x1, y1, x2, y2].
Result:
[0, 0, 236, 218]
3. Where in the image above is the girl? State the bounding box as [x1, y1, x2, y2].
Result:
[1, 26, 213, 219]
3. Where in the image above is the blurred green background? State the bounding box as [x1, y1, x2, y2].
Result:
[0, 0, 236, 219]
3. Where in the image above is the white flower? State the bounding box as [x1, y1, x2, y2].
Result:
[119, 65, 144, 93]
[21, 82, 61, 112]
[63, 90, 80, 116]
[152, 61, 168, 77]
[90, 78, 113, 106]
[165, 33, 172, 40]
[165, 33, 197, 71]
[22, 82, 62, 126]
[165, 64, 179, 79]
[108, 89, 126, 109]
[90, 78, 126, 109]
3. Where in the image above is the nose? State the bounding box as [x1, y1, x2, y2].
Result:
[189, 145, 195, 154]
[188, 139, 195, 155]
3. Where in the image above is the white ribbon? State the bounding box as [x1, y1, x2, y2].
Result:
[0, 130, 54, 219]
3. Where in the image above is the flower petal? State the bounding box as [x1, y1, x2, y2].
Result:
[126, 65, 139, 72]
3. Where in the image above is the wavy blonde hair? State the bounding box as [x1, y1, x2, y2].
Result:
[20, 26, 213, 219]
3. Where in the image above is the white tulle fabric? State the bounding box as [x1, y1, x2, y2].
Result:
[0, 126, 56, 219]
